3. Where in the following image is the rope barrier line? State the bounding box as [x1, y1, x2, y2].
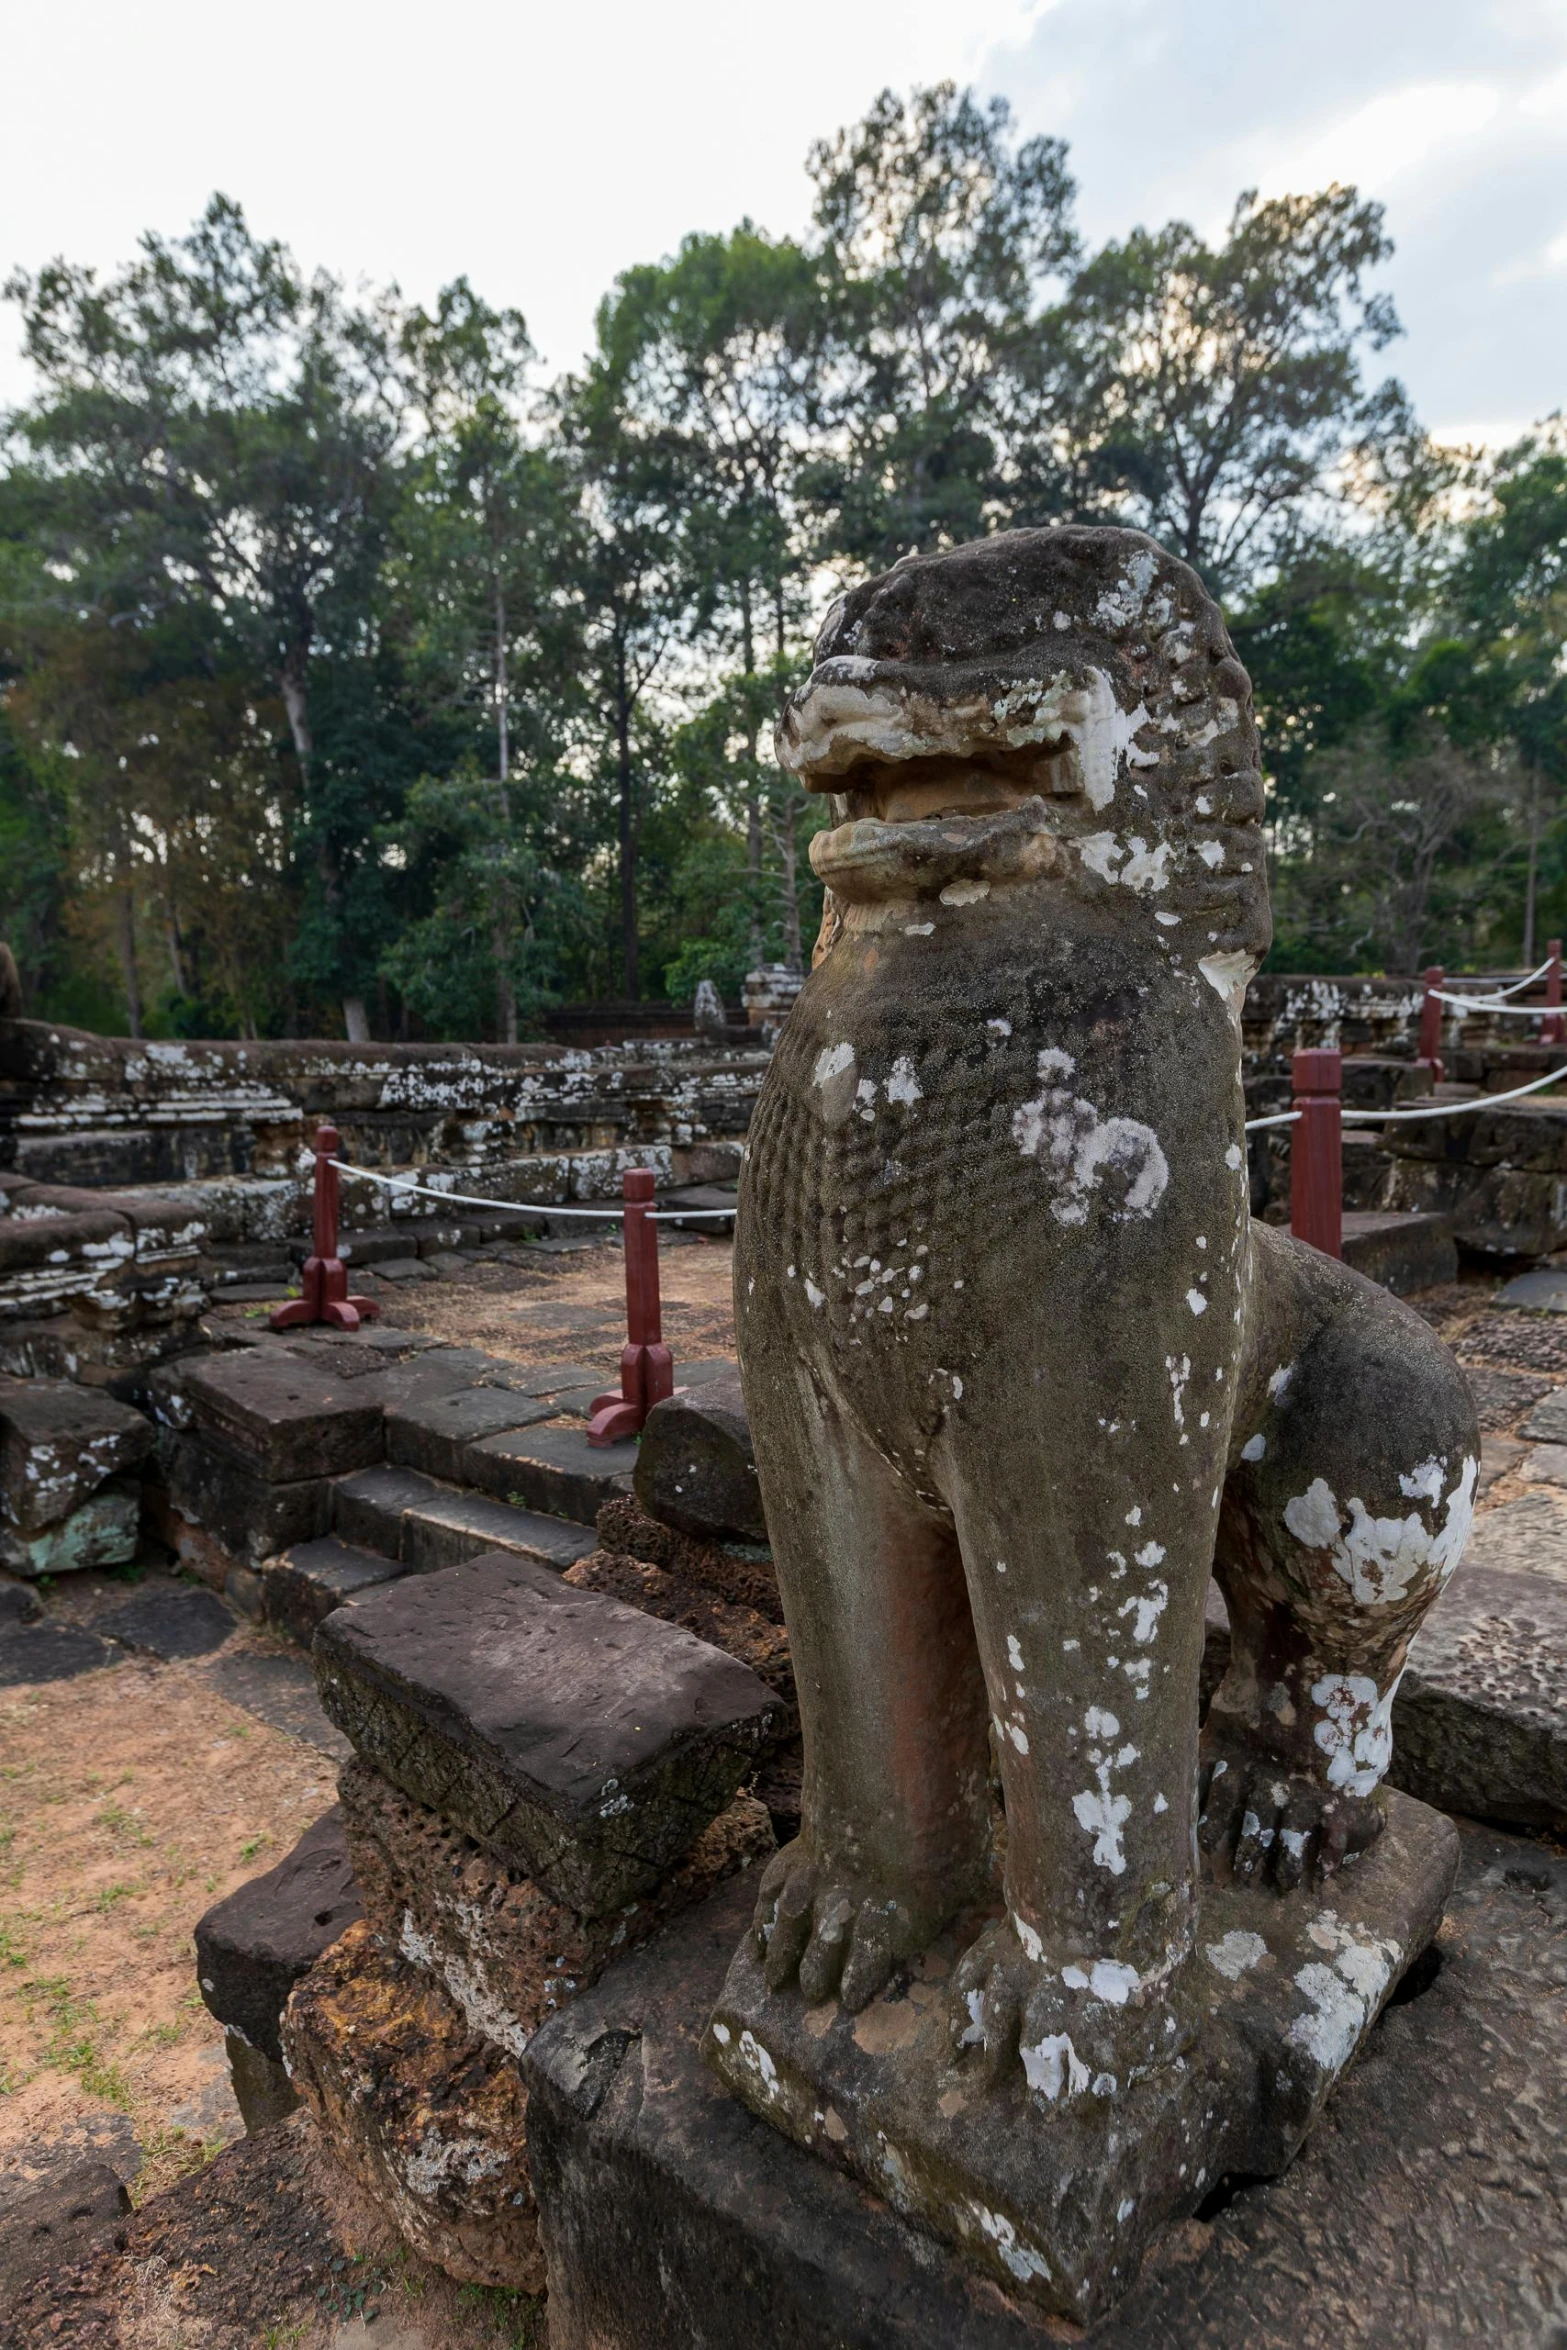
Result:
[1243, 1111, 1301, 1131]
[1448, 955, 1556, 1001]
[325, 1160, 737, 1222]
[1342, 1061, 1567, 1120]
[1428, 990, 1552, 1016]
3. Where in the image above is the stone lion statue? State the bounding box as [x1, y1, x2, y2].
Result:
[706, 526, 1477, 2310]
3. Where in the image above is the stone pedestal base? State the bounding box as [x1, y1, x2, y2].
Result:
[706, 1790, 1458, 2324]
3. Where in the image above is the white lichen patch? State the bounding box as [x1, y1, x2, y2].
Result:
[1013, 1048, 1169, 1227]
[1204, 1929, 1268, 1981]
[1309, 1671, 1400, 1794]
[1286, 1915, 1400, 2072]
[1019, 2031, 1090, 2103]
[1282, 1455, 1477, 1606]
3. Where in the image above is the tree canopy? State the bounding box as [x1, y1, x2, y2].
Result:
[2, 84, 1562, 1038]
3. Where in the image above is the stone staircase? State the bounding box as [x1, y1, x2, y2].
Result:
[146, 1329, 738, 1642]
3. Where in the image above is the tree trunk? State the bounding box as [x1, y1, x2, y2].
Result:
[281, 629, 365, 1044]
[1525, 765, 1541, 968]
[113, 856, 143, 1040]
[740, 577, 763, 964]
[492, 579, 518, 1043]
[616, 638, 638, 1000]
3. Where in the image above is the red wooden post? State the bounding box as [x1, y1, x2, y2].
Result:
[588, 1169, 675, 1447]
[1417, 965, 1444, 1081]
[1290, 1048, 1343, 1260]
[1544, 939, 1564, 1047]
[270, 1124, 381, 1332]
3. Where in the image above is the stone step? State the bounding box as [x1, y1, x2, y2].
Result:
[400, 1489, 600, 1576]
[330, 1461, 598, 1578]
[465, 1420, 638, 1523]
[1339, 1210, 1457, 1297]
[260, 1535, 408, 1642]
[312, 1551, 783, 1916]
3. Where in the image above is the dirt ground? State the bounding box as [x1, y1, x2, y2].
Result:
[359, 1234, 738, 1368]
[0, 1647, 333, 2206]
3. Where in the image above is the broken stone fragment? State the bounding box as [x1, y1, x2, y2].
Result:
[312, 1551, 781, 1915]
[282, 1917, 544, 2293]
[0, 1374, 154, 1534]
[596, 1491, 781, 1620]
[634, 1370, 767, 1544]
[0, 1478, 140, 1578]
[339, 1754, 774, 2057]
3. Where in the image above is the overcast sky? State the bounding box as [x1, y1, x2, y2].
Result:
[2, 0, 1563, 446]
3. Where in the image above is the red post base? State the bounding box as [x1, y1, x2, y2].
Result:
[270, 1255, 381, 1333]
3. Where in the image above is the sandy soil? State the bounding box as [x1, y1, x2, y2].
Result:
[0, 1650, 334, 2205]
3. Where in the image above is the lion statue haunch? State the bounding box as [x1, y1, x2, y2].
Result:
[704, 527, 1477, 2318]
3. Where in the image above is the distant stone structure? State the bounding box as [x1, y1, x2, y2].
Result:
[707, 527, 1479, 2317]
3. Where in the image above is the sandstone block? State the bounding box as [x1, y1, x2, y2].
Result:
[313, 1551, 781, 1914]
[464, 1420, 635, 1522]
[0, 1478, 140, 1577]
[0, 1375, 154, 1534]
[167, 1430, 330, 1565]
[339, 1753, 773, 2056]
[261, 1536, 405, 1641]
[1389, 1561, 1567, 1831]
[195, 1806, 362, 2068]
[563, 1549, 794, 1714]
[181, 1349, 384, 1480]
[399, 1489, 599, 1576]
[329, 1461, 444, 1556]
[385, 1386, 555, 1482]
[634, 1370, 767, 1543]
[282, 1918, 544, 2292]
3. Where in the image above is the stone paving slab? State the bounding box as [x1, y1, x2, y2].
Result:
[1522, 1383, 1567, 1443]
[524, 1821, 1567, 2350]
[1391, 1562, 1567, 1831]
[0, 1621, 121, 1687]
[95, 1585, 238, 1661]
[201, 1649, 351, 1759]
[1461, 1365, 1556, 1430]
[313, 1551, 782, 1915]
[1461, 1488, 1567, 1582]
[1494, 1266, 1567, 1313]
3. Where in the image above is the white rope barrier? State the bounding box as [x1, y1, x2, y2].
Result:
[1447, 955, 1556, 1001]
[1243, 1111, 1301, 1131]
[1428, 989, 1557, 1016]
[1342, 1062, 1567, 1121]
[326, 1161, 736, 1222]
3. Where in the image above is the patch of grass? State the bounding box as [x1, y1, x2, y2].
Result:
[0, 1920, 27, 1967]
[238, 1831, 274, 1861]
[456, 2283, 547, 2347]
[24, 1975, 132, 2107]
[93, 1801, 154, 1848]
[141, 2017, 185, 2048]
[132, 2125, 226, 2206]
[93, 1879, 143, 1912]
